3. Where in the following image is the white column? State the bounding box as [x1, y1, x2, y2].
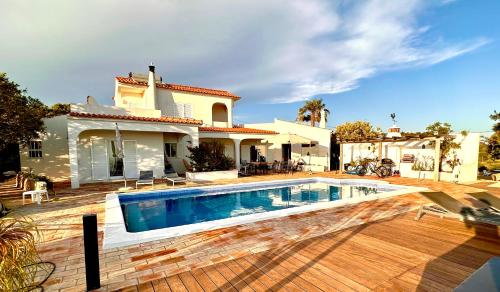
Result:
[68, 132, 80, 189]
[190, 132, 199, 147]
[234, 139, 241, 170]
[433, 138, 441, 182]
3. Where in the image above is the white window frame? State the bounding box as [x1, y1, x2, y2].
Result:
[164, 143, 177, 158]
[28, 140, 43, 159]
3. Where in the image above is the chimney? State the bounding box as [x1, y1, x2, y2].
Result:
[144, 62, 158, 109]
[319, 109, 327, 128]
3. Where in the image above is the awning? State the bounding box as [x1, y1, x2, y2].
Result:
[262, 133, 317, 145]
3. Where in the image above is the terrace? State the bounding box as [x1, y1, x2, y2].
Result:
[1, 173, 499, 291]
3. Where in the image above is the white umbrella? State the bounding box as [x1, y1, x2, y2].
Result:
[115, 123, 124, 159]
[115, 123, 127, 188]
[261, 133, 317, 145]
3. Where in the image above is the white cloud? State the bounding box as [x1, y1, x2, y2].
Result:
[0, 0, 488, 105]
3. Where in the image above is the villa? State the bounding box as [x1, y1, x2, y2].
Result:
[19, 64, 333, 188]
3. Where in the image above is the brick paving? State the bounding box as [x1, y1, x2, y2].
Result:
[1, 173, 498, 291]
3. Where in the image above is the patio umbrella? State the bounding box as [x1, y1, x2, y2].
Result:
[115, 123, 127, 188]
[261, 133, 317, 145]
[115, 123, 124, 159]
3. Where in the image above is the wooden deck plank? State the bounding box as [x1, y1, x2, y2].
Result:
[136, 282, 154, 292]
[233, 256, 285, 291]
[190, 268, 220, 292]
[223, 259, 271, 291]
[212, 261, 255, 292]
[201, 264, 238, 292]
[275, 247, 370, 292]
[151, 278, 171, 292]
[240, 256, 305, 292]
[122, 210, 500, 292]
[177, 271, 204, 292]
[164, 275, 188, 292]
[244, 252, 320, 291]
[264, 246, 360, 292]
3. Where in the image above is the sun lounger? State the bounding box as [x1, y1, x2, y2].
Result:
[467, 192, 500, 213]
[415, 191, 500, 225]
[454, 257, 500, 292]
[164, 172, 186, 186]
[136, 170, 154, 189]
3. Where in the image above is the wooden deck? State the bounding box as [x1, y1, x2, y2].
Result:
[121, 211, 500, 292]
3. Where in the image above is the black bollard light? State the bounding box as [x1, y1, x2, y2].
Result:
[83, 214, 100, 291]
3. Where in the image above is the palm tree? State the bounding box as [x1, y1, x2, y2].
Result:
[297, 98, 330, 127]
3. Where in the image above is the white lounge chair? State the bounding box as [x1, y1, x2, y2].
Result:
[136, 170, 154, 189]
[164, 172, 186, 186]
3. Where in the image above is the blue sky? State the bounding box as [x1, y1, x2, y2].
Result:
[1, 0, 499, 132]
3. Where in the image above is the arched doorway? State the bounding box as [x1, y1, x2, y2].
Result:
[212, 103, 228, 126]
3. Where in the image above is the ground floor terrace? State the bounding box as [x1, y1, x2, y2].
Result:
[1, 173, 499, 291]
[59, 116, 329, 189]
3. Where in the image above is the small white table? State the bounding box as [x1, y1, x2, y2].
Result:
[22, 190, 49, 205]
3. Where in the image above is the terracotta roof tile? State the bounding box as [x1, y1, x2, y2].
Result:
[69, 112, 203, 125]
[199, 126, 277, 134]
[116, 77, 240, 100]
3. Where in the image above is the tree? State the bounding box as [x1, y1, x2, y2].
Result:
[488, 110, 500, 159]
[48, 103, 70, 117]
[390, 113, 396, 124]
[335, 121, 382, 142]
[0, 73, 49, 151]
[491, 110, 500, 133]
[425, 122, 460, 172]
[297, 98, 330, 127]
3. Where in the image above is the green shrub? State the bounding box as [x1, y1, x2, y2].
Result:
[187, 141, 235, 172]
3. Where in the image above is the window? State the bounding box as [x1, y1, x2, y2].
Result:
[164, 143, 177, 158]
[166, 103, 192, 118]
[28, 140, 43, 158]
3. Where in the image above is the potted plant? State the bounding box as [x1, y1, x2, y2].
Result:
[0, 216, 55, 290]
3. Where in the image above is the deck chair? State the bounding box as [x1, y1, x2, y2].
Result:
[136, 170, 154, 189]
[415, 192, 500, 225]
[467, 192, 500, 213]
[164, 171, 186, 186]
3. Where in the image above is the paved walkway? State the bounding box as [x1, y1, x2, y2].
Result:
[1, 173, 499, 291]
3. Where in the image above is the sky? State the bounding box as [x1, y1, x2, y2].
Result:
[1, 0, 499, 132]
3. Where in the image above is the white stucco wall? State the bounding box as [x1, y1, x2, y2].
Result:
[77, 130, 165, 183]
[156, 90, 234, 127]
[341, 133, 480, 183]
[19, 115, 70, 181]
[246, 119, 332, 170]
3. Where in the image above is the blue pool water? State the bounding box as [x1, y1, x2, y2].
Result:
[120, 182, 387, 232]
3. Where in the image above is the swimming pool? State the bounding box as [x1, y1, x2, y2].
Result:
[104, 178, 424, 249]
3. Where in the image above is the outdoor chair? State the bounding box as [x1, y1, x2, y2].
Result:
[415, 191, 500, 225]
[22, 181, 49, 205]
[466, 192, 500, 213]
[136, 170, 154, 189]
[285, 160, 295, 174]
[279, 161, 288, 173]
[239, 161, 251, 176]
[164, 171, 186, 186]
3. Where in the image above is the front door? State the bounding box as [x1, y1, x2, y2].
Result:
[123, 140, 138, 178]
[91, 139, 108, 181]
[282, 144, 291, 161]
[250, 145, 258, 162]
